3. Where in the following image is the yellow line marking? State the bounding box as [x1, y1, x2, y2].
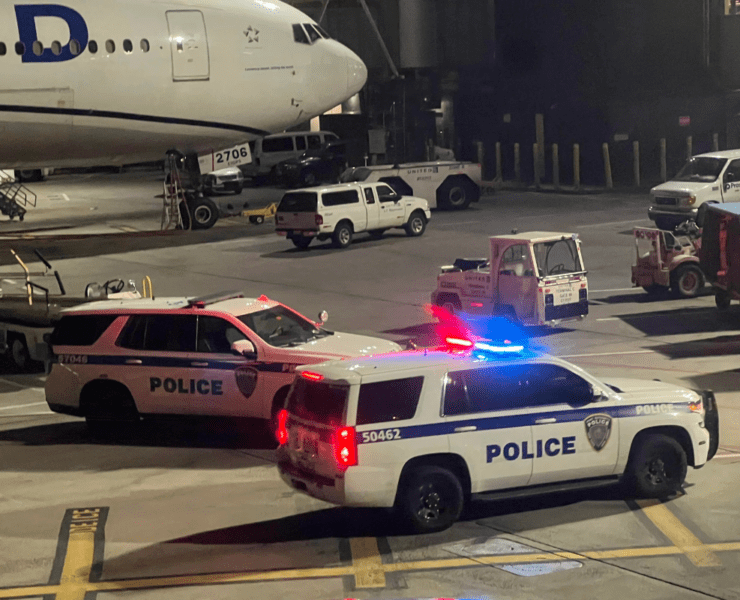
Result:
[57, 508, 100, 600]
[349, 537, 387, 588]
[637, 499, 722, 567]
[2, 541, 740, 598]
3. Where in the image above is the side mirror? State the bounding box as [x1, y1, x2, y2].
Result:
[318, 310, 329, 324]
[231, 339, 257, 360]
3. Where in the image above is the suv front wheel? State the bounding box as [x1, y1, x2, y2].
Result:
[396, 466, 464, 533]
[625, 433, 687, 498]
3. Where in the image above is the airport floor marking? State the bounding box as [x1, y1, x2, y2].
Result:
[2, 506, 739, 598]
[636, 499, 722, 567]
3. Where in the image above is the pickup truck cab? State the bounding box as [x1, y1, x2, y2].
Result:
[275, 182, 431, 249]
[649, 149, 740, 230]
[431, 232, 588, 326]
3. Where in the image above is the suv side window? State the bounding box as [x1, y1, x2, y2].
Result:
[363, 187, 376, 204]
[296, 136, 306, 151]
[50, 315, 118, 346]
[523, 364, 593, 406]
[262, 136, 294, 153]
[118, 315, 196, 352]
[376, 184, 397, 202]
[321, 189, 360, 206]
[197, 316, 246, 353]
[356, 376, 423, 425]
[444, 366, 534, 415]
[307, 135, 322, 149]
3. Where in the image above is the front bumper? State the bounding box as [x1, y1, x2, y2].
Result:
[703, 390, 720, 461]
[648, 206, 697, 223]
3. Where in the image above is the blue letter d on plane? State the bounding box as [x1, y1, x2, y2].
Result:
[15, 4, 88, 62]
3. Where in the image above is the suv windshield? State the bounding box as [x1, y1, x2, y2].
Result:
[673, 157, 727, 182]
[237, 305, 331, 347]
[278, 192, 318, 212]
[532, 238, 583, 276]
[286, 377, 348, 426]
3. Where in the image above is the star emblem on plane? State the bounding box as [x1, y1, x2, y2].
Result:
[244, 25, 259, 43]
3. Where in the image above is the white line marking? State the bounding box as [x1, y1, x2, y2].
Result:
[716, 453, 740, 459]
[596, 318, 620, 321]
[0, 412, 55, 417]
[579, 219, 647, 228]
[0, 401, 48, 411]
[0, 378, 44, 391]
[434, 220, 483, 227]
[590, 287, 640, 293]
[560, 350, 655, 358]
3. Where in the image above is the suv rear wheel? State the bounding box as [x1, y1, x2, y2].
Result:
[396, 466, 464, 533]
[82, 382, 140, 434]
[625, 434, 687, 498]
[332, 222, 353, 249]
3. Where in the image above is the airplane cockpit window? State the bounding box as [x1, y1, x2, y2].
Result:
[69, 40, 81, 55]
[304, 24, 321, 43]
[105, 40, 115, 53]
[51, 41, 62, 56]
[15, 42, 24, 56]
[123, 39, 133, 53]
[292, 24, 310, 45]
[0, 43, 6, 56]
[314, 24, 331, 39]
[140, 39, 150, 53]
[88, 40, 98, 54]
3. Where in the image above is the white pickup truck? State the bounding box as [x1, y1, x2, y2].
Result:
[275, 182, 431, 249]
[649, 149, 740, 230]
[340, 161, 482, 210]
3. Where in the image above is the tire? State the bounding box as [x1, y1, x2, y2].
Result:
[671, 264, 703, 298]
[396, 466, 464, 534]
[332, 222, 353, 249]
[625, 434, 687, 499]
[716, 290, 732, 310]
[291, 236, 312, 249]
[81, 383, 140, 432]
[437, 177, 477, 210]
[188, 197, 219, 230]
[9, 335, 31, 371]
[435, 293, 461, 314]
[404, 211, 427, 237]
[299, 170, 318, 187]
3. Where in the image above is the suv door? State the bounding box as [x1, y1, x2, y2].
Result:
[525, 364, 619, 485]
[116, 314, 199, 415]
[443, 365, 533, 492]
[496, 243, 537, 320]
[375, 184, 405, 227]
[361, 185, 381, 230]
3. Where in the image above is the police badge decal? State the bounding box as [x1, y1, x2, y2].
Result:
[584, 414, 612, 451]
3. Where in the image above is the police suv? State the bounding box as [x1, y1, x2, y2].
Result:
[277, 340, 719, 533]
[44, 292, 401, 429]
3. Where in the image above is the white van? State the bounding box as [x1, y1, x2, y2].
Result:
[244, 131, 340, 180]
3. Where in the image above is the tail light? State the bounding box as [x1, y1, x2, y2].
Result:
[333, 426, 357, 468]
[545, 293, 554, 305]
[315, 214, 323, 226]
[579, 288, 588, 301]
[276, 409, 289, 445]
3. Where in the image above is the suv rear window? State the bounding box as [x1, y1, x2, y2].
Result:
[278, 192, 318, 212]
[50, 315, 118, 346]
[286, 378, 349, 426]
[262, 136, 294, 153]
[356, 376, 423, 425]
[321, 190, 359, 207]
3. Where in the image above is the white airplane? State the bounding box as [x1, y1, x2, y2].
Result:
[0, 0, 367, 225]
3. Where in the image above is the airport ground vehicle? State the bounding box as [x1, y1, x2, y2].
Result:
[203, 167, 244, 195]
[649, 149, 740, 230]
[44, 292, 402, 429]
[277, 339, 719, 533]
[698, 202, 740, 309]
[340, 161, 482, 210]
[273, 140, 348, 187]
[631, 222, 705, 298]
[275, 182, 431, 249]
[243, 132, 341, 181]
[431, 232, 588, 326]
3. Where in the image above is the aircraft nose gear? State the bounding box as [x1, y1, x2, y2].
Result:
[161, 151, 219, 231]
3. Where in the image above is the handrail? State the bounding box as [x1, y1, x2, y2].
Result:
[142, 276, 153, 299]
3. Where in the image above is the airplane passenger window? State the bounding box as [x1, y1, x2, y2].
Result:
[51, 41, 62, 56]
[304, 24, 321, 43]
[105, 39, 115, 53]
[88, 40, 98, 54]
[15, 42, 24, 56]
[32, 41, 43, 56]
[292, 24, 309, 45]
[69, 39, 81, 55]
[140, 39, 150, 52]
[0, 43, 6, 56]
[123, 39, 133, 53]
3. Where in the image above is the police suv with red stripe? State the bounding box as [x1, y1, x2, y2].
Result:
[277, 339, 719, 533]
[44, 292, 401, 429]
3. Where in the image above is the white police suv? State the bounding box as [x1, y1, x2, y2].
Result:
[44, 292, 401, 429]
[277, 340, 719, 533]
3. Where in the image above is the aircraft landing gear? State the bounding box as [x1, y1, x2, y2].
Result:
[162, 150, 220, 231]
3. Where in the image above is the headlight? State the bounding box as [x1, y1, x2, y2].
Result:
[687, 195, 696, 205]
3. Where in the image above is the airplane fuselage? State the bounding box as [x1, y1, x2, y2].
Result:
[0, 0, 366, 168]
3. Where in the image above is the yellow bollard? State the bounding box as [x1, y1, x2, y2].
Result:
[633, 140, 640, 187]
[142, 276, 153, 299]
[573, 143, 580, 190]
[495, 142, 502, 182]
[687, 135, 693, 160]
[602, 143, 613, 189]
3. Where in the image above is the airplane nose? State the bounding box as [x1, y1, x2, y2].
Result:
[347, 50, 368, 97]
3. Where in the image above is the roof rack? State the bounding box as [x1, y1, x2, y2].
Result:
[187, 291, 244, 308]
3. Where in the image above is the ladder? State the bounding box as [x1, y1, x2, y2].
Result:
[161, 154, 188, 230]
[0, 180, 37, 222]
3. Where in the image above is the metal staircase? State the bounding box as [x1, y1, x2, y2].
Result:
[0, 179, 37, 222]
[161, 153, 189, 230]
